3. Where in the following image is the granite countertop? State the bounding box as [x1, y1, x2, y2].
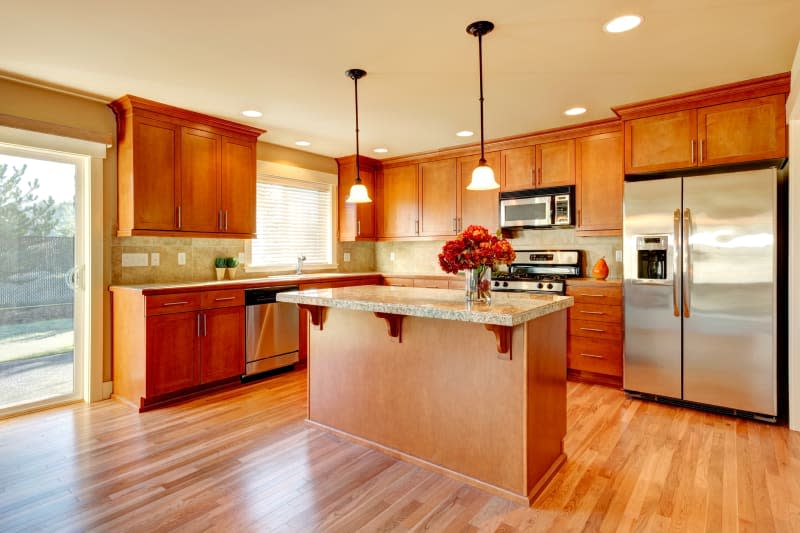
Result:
[276, 285, 573, 326]
[109, 272, 382, 293]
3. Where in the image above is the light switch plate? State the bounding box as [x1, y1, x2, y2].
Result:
[150, 253, 160, 266]
[121, 253, 148, 267]
[343, 252, 351, 262]
[389, 252, 396, 262]
[177, 252, 186, 266]
[238, 252, 245, 263]
[615, 250, 623, 262]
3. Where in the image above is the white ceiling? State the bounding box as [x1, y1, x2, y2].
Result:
[2, 0, 799, 159]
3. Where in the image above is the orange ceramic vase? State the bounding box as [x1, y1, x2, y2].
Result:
[591, 257, 609, 280]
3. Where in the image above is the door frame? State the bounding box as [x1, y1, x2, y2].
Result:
[0, 128, 106, 414]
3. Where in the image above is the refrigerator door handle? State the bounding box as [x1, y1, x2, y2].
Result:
[673, 208, 681, 317]
[682, 207, 692, 318]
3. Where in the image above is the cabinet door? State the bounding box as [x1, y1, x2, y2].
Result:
[338, 162, 376, 241]
[131, 117, 179, 231]
[220, 137, 256, 235]
[419, 158, 458, 236]
[457, 152, 500, 231]
[698, 95, 787, 166]
[576, 132, 623, 234]
[146, 311, 199, 397]
[624, 110, 697, 174]
[180, 127, 221, 232]
[536, 139, 575, 187]
[500, 146, 535, 191]
[380, 164, 419, 237]
[200, 307, 245, 383]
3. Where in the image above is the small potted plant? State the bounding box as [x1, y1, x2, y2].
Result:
[225, 257, 239, 279]
[214, 257, 227, 281]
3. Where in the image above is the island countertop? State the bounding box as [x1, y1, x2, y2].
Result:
[276, 285, 573, 326]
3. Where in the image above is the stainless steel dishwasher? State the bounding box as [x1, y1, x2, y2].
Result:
[244, 286, 300, 376]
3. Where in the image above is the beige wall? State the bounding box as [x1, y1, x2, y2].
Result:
[787, 40, 799, 432]
[0, 77, 343, 385]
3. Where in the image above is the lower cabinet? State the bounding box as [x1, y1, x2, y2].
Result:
[566, 280, 623, 387]
[113, 288, 245, 410]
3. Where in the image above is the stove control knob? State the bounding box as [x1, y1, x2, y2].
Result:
[493, 281, 500, 287]
[503, 281, 509, 288]
[537, 282, 544, 289]
[547, 283, 553, 290]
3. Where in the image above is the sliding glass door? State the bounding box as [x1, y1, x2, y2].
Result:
[0, 145, 85, 414]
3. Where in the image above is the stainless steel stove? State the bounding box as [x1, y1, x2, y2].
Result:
[492, 250, 582, 295]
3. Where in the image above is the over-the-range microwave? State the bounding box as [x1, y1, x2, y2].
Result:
[499, 186, 574, 229]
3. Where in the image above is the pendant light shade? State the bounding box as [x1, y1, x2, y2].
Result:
[465, 21, 499, 191]
[344, 68, 372, 204]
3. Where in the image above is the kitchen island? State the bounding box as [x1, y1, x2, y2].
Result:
[277, 285, 573, 505]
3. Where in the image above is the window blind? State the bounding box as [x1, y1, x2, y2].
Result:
[250, 175, 333, 267]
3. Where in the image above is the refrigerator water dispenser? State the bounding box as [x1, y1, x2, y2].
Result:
[635, 235, 668, 280]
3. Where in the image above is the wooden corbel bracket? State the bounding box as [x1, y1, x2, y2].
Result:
[484, 324, 512, 360]
[374, 312, 404, 342]
[298, 304, 326, 330]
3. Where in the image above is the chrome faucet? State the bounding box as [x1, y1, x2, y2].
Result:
[296, 255, 306, 275]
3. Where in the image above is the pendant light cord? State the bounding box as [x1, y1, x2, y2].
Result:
[478, 32, 486, 165]
[354, 76, 361, 184]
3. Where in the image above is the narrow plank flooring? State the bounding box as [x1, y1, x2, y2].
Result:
[1, 367, 798, 532]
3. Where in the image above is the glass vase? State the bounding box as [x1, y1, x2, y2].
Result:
[464, 265, 492, 303]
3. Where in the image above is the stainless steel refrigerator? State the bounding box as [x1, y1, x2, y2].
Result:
[623, 167, 781, 419]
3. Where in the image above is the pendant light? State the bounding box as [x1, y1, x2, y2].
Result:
[344, 68, 372, 203]
[465, 20, 500, 191]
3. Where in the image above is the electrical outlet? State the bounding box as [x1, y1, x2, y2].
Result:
[177, 252, 186, 266]
[121, 253, 148, 267]
[343, 252, 351, 262]
[238, 252, 245, 263]
[150, 253, 160, 266]
[615, 250, 623, 262]
[389, 252, 396, 262]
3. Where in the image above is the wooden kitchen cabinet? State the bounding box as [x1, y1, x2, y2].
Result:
[337, 155, 378, 241]
[457, 152, 500, 231]
[501, 146, 535, 191]
[566, 280, 623, 387]
[615, 74, 789, 174]
[379, 164, 419, 237]
[200, 306, 245, 384]
[536, 139, 575, 187]
[146, 311, 200, 397]
[110, 95, 264, 238]
[576, 131, 623, 236]
[419, 158, 458, 236]
[697, 95, 786, 166]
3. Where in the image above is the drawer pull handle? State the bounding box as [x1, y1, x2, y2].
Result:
[580, 293, 606, 298]
[581, 353, 606, 359]
[579, 327, 606, 332]
[579, 310, 604, 315]
[162, 301, 189, 306]
[214, 296, 236, 301]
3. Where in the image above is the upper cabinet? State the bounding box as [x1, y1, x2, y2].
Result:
[110, 95, 265, 238]
[500, 140, 575, 192]
[576, 131, 623, 236]
[419, 158, 458, 236]
[337, 155, 379, 241]
[614, 73, 789, 175]
[458, 152, 500, 232]
[378, 164, 419, 238]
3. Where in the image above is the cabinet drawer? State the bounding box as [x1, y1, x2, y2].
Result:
[448, 279, 465, 290]
[566, 285, 622, 305]
[569, 303, 622, 324]
[146, 292, 201, 315]
[568, 336, 622, 377]
[201, 289, 244, 309]
[569, 319, 622, 341]
[413, 279, 449, 289]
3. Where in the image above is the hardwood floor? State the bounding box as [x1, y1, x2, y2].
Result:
[1, 368, 798, 532]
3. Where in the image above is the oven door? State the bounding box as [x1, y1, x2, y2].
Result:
[500, 196, 552, 228]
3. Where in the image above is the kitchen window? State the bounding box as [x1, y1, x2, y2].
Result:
[247, 162, 336, 270]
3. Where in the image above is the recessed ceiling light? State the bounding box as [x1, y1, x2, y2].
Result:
[564, 107, 587, 116]
[603, 15, 643, 33]
[241, 110, 262, 118]
[373, 147, 389, 154]
[456, 130, 474, 137]
[295, 140, 311, 147]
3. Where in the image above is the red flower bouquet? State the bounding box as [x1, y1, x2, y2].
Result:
[438, 225, 515, 303]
